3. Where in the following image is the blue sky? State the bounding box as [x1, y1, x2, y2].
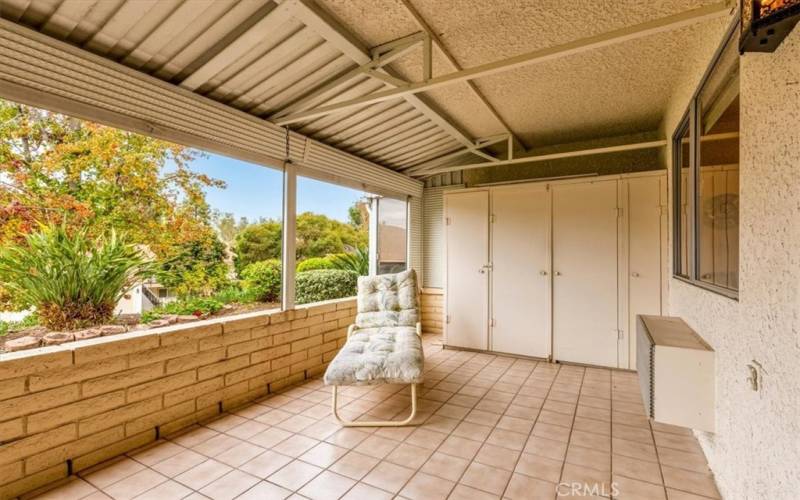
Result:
[186, 152, 366, 222]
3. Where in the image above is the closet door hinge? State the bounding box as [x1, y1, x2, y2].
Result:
[616, 329, 624, 340]
[446, 314, 451, 324]
[490, 318, 497, 327]
[616, 207, 623, 218]
[446, 217, 452, 226]
[490, 214, 496, 223]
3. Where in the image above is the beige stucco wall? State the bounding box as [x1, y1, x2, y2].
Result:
[0, 299, 356, 499]
[664, 22, 800, 499]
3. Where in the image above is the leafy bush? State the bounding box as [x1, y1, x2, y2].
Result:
[296, 269, 358, 305]
[329, 247, 369, 276]
[142, 297, 224, 323]
[0, 225, 151, 330]
[241, 259, 282, 302]
[212, 285, 258, 305]
[296, 257, 334, 273]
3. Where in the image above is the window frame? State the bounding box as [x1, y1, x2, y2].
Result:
[671, 16, 740, 300]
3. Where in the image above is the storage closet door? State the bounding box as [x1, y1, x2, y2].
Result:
[445, 191, 489, 350]
[626, 176, 665, 368]
[491, 184, 551, 358]
[552, 181, 619, 367]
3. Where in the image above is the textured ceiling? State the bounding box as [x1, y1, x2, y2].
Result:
[0, 0, 733, 176]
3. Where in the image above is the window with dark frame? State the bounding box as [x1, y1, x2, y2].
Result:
[672, 21, 740, 297]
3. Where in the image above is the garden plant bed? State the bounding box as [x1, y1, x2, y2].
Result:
[0, 300, 280, 353]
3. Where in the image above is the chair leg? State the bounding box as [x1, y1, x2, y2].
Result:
[331, 383, 418, 427]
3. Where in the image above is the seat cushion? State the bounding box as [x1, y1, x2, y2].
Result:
[324, 326, 424, 386]
[355, 270, 419, 328]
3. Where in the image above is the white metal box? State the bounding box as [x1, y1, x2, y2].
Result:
[636, 315, 715, 432]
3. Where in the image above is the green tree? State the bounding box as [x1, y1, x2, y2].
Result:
[296, 212, 367, 260]
[233, 220, 282, 272]
[0, 99, 228, 302]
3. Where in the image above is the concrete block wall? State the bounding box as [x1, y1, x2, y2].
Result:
[0, 299, 356, 499]
[420, 288, 444, 335]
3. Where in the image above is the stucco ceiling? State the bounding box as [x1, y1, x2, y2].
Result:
[0, 0, 732, 176]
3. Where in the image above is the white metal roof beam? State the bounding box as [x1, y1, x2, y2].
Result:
[398, 0, 525, 153]
[401, 134, 511, 174]
[270, 32, 424, 119]
[278, 2, 730, 125]
[418, 139, 668, 177]
[284, 0, 495, 163]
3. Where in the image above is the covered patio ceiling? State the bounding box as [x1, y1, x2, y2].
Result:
[0, 0, 731, 178]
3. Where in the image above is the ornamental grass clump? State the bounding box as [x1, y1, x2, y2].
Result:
[0, 224, 151, 331]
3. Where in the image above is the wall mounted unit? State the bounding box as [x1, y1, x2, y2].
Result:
[637, 315, 715, 432]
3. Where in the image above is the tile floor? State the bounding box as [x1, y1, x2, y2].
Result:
[32, 334, 720, 500]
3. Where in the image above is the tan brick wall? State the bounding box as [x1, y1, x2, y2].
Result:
[420, 288, 444, 335]
[0, 299, 356, 499]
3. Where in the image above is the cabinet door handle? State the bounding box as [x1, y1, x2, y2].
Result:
[631, 272, 640, 278]
[540, 270, 548, 276]
[554, 271, 562, 276]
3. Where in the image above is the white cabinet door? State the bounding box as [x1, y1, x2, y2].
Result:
[627, 176, 664, 369]
[552, 181, 619, 368]
[445, 191, 489, 350]
[491, 184, 551, 358]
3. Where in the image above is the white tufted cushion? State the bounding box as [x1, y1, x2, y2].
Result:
[355, 269, 419, 328]
[323, 326, 423, 386]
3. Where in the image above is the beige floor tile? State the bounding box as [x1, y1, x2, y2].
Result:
[524, 435, 568, 461]
[654, 432, 705, 455]
[235, 481, 292, 500]
[435, 403, 470, 420]
[570, 430, 611, 452]
[272, 434, 319, 458]
[361, 461, 415, 493]
[240, 450, 293, 479]
[613, 475, 667, 500]
[656, 447, 711, 474]
[566, 444, 610, 472]
[340, 482, 393, 500]
[128, 440, 185, 467]
[216, 442, 265, 467]
[496, 415, 534, 434]
[400, 471, 455, 500]
[374, 425, 415, 442]
[612, 454, 663, 484]
[404, 427, 448, 450]
[465, 409, 502, 426]
[572, 417, 611, 436]
[199, 469, 260, 500]
[325, 428, 370, 449]
[276, 414, 317, 433]
[298, 470, 356, 500]
[485, 428, 527, 451]
[174, 459, 232, 490]
[299, 442, 349, 468]
[103, 468, 168, 500]
[420, 451, 470, 481]
[613, 423, 655, 444]
[33, 478, 97, 500]
[150, 449, 207, 478]
[577, 405, 611, 422]
[460, 462, 512, 495]
[329, 451, 380, 480]
[193, 434, 243, 457]
[353, 434, 399, 459]
[665, 488, 718, 500]
[206, 414, 248, 432]
[505, 473, 557, 500]
[661, 466, 720, 498]
[268, 460, 323, 491]
[448, 483, 501, 500]
[256, 409, 294, 426]
[227, 420, 269, 440]
[437, 435, 482, 461]
[452, 421, 493, 442]
[560, 463, 610, 494]
[515, 452, 563, 483]
[422, 414, 460, 433]
[474, 443, 520, 471]
[82, 457, 146, 489]
[80, 492, 112, 500]
[533, 422, 571, 443]
[169, 426, 219, 448]
[612, 411, 650, 428]
[612, 438, 658, 462]
[248, 427, 293, 449]
[385, 443, 433, 469]
[132, 480, 192, 500]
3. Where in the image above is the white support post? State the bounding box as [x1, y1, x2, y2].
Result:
[368, 197, 379, 276]
[282, 162, 297, 310]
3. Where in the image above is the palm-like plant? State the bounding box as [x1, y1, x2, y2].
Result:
[0, 224, 152, 330]
[328, 247, 369, 276]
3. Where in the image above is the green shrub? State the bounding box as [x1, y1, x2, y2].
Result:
[142, 297, 224, 323]
[241, 259, 282, 302]
[296, 269, 358, 305]
[329, 247, 369, 276]
[212, 285, 258, 305]
[296, 257, 334, 273]
[0, 224, 151, 330]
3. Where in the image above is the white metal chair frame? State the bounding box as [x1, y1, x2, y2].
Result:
[330, 322, 422, 427]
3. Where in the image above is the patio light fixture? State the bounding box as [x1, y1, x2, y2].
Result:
[740, 0, 800, 52]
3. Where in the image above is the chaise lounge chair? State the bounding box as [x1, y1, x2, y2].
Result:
[323, 269, 424, 427]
